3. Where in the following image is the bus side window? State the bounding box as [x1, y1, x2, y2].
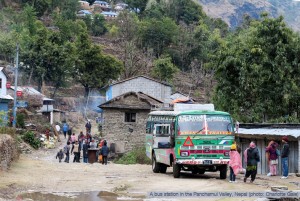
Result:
[154, 124, 170, 136]
[146, 121, 151, 133]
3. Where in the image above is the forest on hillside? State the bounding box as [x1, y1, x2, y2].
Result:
[0, 0, 300, 123]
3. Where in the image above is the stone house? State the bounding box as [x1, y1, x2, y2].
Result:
[105, 75, 172, 104]
[99, 91, 163, 153]
[237, 123, 300, 174]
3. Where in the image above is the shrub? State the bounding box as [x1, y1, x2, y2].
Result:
[114, 147, 151, 165]
[16, 113, 25, 128]
[22, 131, 40, 149]
[0, 127, 16, 137]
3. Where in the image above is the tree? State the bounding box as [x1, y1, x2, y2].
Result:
[0, 31, 15, 62]
[91, 14, 107, 36]
[75, 31, 123, 97]
[20, 13, 77, 95]
[139, 17, 178, 57]
[151, 55, 178, 82]
[112, 11, 152, 78]
[21, 0, 50, 17]
[60, 0, 79, 21]
[213, 14, 300, 122]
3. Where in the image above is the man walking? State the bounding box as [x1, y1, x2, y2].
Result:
[62, 122, 68, 139]
[71, 141, 81, 163]
[85, 120, 92, 134]
[281, 136, 290, 179]
[82, 139, 89, 163]
[244, 142, 260, 183]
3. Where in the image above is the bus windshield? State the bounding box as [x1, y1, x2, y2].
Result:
[177, 114, 233, 135]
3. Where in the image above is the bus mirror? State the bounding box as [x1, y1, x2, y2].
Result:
[158, 142, 171, 148]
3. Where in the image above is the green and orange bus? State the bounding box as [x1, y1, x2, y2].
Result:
[145, 106, 235, 179]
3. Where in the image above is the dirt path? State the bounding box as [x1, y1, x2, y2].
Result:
[0, 122, 299, 201]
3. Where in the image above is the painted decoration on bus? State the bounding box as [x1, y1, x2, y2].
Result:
[177, 115, 233, 135]
[148, 115, 175, 122]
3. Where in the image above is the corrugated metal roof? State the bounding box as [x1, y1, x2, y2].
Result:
[10, 86, 53, 100]
[106, 75, 172, 88]
[238, 128, 300, 138]
[11, 86, 41, 95]
[0, 94, 13, 100]
[101, 11, 118, 16]
[99, 91, 163, 109]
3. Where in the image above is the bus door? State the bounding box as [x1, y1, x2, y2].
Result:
[153, 124, 171, 148]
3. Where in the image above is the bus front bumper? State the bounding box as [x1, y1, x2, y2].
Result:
[176, 159, 229, 165]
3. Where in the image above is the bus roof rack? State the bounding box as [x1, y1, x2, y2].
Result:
[173, 103, 215, 112]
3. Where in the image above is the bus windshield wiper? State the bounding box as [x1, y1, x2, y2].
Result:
[195, 127, 205, 134]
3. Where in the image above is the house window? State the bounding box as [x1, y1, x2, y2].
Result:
[125, 112, 136, 122]
[0, 79, 2, 88]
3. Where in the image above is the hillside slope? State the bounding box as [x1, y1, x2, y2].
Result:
[197, 0, 300, 31]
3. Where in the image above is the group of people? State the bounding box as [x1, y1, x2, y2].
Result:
[228, 136, 290, 183]
[56, 121, 109, 165]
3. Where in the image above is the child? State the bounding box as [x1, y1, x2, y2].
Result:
[229, 143, 242, 183]
[56, 149, 64, 163]
[100, 140, 109, 165]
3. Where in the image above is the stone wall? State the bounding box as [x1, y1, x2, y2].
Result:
[102, 108, 149, 152]
[0, 134, 19, 171]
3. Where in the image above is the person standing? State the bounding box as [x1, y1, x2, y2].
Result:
[101, 140, 109, 165]
[63, 122, 69, 139]
[71, 133, 76, 145]
[244, 142, 260, 183]
[281, 136, 290, 179]
[229, 143, 242, 183]
[67, 126, 72, 139]
[71, 141, 81, 163]
[266, 141, 279, 176]
[82, 139, 89, 163]
[89, 139, 97, 149]
[85, 120, 92, 133]
[78, 131, 85, 147]
[64, 142, 71, 163]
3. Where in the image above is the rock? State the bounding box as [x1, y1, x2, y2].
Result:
[296, 173, 300, 177]
[271, 186, 288, 191]
[98, 191, 118, 197]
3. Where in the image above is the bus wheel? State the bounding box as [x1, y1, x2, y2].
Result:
[198, 170, 205, 174]
[219, 165, 227, 179]
[152, 154, 160, 173]
[173, 163, 181, 178]
[159, 164, 167, 173]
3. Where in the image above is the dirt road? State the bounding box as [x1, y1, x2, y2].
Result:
[0, 126, 299, 201]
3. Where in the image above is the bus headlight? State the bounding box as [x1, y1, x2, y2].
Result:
[180, 151, 189, 157]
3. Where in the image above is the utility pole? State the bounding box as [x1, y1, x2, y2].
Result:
[12, 44, 19, 128]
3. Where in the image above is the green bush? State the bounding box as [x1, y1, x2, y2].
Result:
[22, 131, 40, 149]
[16, 113, 25, 128]
[114, 147, 151, 165]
